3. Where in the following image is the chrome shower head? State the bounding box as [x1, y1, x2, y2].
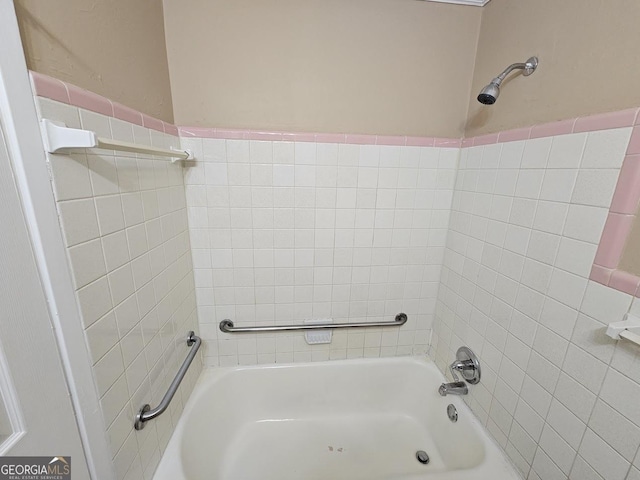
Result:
[477, 56, 538, 105]
[477, 81, 501, 105]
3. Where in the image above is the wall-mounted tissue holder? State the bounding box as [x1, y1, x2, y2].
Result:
[606, 313, 640, 346]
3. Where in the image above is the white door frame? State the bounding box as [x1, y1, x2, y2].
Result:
[0, 1, 115, 478]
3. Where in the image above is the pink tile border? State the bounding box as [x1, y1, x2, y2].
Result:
[627, 127, 640, 155]
[574, 109, 638, 133]
[212, 128, 250, 140]
[376, 135, 406, 146]
[141, 114, 164, 132]
[175, 129, 463, 147]
[593, 213, 636, 268]
[610, 155, 640, 215]
[163, 123, 179, 136]
[473, 133, 499, 146]
[590, 149, 640, 297]
[31, 71, 166, 133]
[176, 130, 464, 147]
[314, 133, 346, 143]
[248, 131, 284, 141]
[27, 69, 640, 155]
[497, 127, 531, 143]
[66, 83, 113, 117]
[178, 126, 217, 138]
[609, 271, 640, 296]
[406, 136, 435, 147]
[179, 109, 640, 146]
[435, 138, 462, 148]
[465, 109, 640, 146]
[112, 103, 143, 126]
[530, 119, 575, 139]
[590, 265, 613, 286]
[344, 134, 377, 145]
[30, 71, 69, 104]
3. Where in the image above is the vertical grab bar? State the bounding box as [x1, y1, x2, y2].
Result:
[134, 331, 201, 430]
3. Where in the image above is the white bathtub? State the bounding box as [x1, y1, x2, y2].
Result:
[154, 356, 521, 480]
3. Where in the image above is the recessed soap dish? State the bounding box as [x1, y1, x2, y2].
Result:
[304, 319, 333, 344]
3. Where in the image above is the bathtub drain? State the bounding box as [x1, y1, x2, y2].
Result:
[416, 451, 430, 465]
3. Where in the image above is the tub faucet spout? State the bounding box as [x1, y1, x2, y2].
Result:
[438, 381, 468, 396]
[438, 360, 471, 396]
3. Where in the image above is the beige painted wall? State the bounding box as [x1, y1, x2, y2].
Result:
[163, 0, 482, 137]
[17, 0, 640, 136]
[15, 0, 174, 123]
[466, 0, 640, 136]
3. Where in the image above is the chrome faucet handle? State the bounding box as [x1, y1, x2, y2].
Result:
[448, 359, 475, 381]
[448, 361, 462, 381]
[450, 347, 481, 385]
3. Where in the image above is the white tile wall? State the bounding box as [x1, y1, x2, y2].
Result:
[181, 136, 458, 367]
[36, 98, 200, 480]
[432, 126, 640, 480]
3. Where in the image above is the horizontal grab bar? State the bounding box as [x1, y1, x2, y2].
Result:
[219, 313, 408, 333]
[134, 331, 201, 430]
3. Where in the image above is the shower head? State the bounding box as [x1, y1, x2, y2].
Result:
[477, 56, 538, 105]
[477, 82, 501, 105]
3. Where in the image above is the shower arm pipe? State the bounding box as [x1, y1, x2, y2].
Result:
[490, 58, 538, 85]
[220, 313, 407, 333]
[134, 331, 201, 430]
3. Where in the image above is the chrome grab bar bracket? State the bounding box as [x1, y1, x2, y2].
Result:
[219, 313, 407, 334]
[134, 331, 201, 430]
[134, 405, 150, 431]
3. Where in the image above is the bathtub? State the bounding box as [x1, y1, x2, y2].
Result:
[154, 356, 521, 480]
